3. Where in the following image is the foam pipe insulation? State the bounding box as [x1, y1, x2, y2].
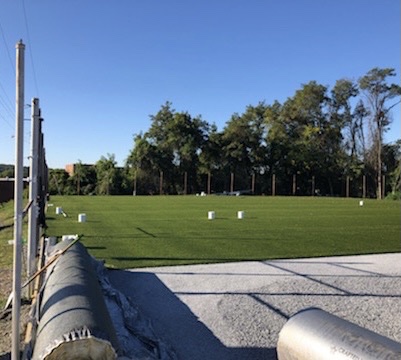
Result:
[277, 307, 401, 360]
[32, 239, 120, 360]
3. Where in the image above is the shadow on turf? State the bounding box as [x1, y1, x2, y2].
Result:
[112, 256, 249, 265]
[108, 270, 277, 360]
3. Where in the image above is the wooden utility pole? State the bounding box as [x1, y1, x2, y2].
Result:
[207, 172, 211, 195]
[230, 172, 234, 193]
[12, 39, 25, 360]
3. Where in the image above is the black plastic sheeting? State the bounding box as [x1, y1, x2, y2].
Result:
[29, 238, 176, 360]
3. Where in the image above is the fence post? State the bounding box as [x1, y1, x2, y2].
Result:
[27, 98, 40, 289]
[133, 168, 137, 195]
[183, 171, 187, 195]
[159, 170, 163, 195]
[272, 174, 276, 196]
[311, 176, 315, 196]
[363, 175, 366, 198]
[12, 39, 25, 360]
[292, 174, 296, 196]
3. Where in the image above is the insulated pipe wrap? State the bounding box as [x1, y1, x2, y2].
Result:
[32, 239, 119, 360]
[277, 307, 401, 360]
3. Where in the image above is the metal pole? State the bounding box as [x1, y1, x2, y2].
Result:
[272, 174, 276, 196]
[292, 174, 296, 196]
[363, 175, 366, 198]
[159, 170, 163, 195]
[27, 98, 40, 287]
[311, 175, 315, 196]
[12, 39, 25, 360]
[133, 168, 137, 196]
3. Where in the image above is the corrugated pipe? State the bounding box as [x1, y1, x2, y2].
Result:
[277, 307, 401, 360]
[32, 239, 120, 360]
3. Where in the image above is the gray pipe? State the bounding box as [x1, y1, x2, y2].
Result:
[32, 239, 120, 360]
[277, 307, 401, 360]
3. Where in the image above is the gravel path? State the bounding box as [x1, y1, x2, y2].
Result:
[109, 253, 401, 360]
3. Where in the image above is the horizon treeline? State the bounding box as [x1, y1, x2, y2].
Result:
[3, 67, 400, 198]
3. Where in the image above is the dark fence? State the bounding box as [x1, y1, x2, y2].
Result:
[134, 171, 385, 198]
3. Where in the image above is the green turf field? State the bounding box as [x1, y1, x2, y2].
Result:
[43, 196, 400, 269]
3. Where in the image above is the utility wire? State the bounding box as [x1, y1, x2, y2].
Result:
[0, 20, 15, 75]
[0, 112, 14, 129]
[22, 0, 40, 96]
[0, 18, 16, 123]
[0, 85, 15, 118]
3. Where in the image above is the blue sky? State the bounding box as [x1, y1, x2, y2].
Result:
[0, 0, 400, 169]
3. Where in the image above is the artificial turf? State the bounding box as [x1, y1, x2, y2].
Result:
[44, 195, 400, 269]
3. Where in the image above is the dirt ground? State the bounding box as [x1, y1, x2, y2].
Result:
[0, 268, 31, 360]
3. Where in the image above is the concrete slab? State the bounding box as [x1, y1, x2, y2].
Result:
[108, 253, 401, 360]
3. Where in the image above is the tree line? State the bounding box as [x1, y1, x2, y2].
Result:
[46, 67, 401, 198]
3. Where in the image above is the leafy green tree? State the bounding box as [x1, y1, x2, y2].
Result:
[221, 103, 267, 191]
[95, 154, 117, 195]
[198, 124, 225, 193]
[71, 160, 84, 195]
[48, 169, 69, 195]
[126, 133, 162, 194]
[127, 102, 209, 194]
[359, 68, 401, 198]
[331, 79, 359, 159]
[382, 141, 401, 197]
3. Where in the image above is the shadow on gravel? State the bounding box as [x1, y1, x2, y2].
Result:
[108, 270, 277, 360]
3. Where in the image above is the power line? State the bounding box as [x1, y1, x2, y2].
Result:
[22, 0, 40, 96]
[0, 18, 16, 123]
[0, 84, 15, 118]
[0, 112, 14, 129]
[0, 20, 16, 75]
